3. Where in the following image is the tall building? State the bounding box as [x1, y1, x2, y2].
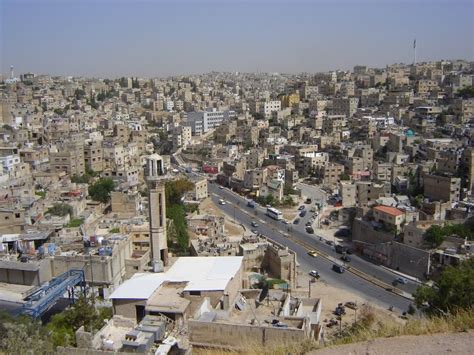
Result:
[145, 154, 168, 272]
[185, 108, 236, 136]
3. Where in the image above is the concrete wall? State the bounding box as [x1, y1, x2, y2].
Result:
[189, 320, 306, 349]
[112, 298, 145, 321]
[262, 242, 297, 289]
[0, 258, 52, 286]
[352, 218, 395, 244]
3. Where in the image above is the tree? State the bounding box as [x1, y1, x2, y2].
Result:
[47, 203, 73, 217]
[166, 204, 189, 253]
[0, 311, 54, 354]
[414, 258, 474, 312]
[74, 88, 86, 100]
[165, 179, 194, 205]
[88, 178, 115, 203]
[424, 225, 445, 247]
[456, 86, 474, 99]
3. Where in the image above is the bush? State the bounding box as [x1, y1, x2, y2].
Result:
[47, 203, 73, 217]
[68, 218, 84, 228]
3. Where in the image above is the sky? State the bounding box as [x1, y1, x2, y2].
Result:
[1, 0, 473, 78]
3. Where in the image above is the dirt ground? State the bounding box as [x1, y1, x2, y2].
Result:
[311, 330, 474, 355]
[199, 198, 245, 237]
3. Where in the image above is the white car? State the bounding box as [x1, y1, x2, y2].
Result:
[219, 186, 224, 189]
[219, 199, 226, 205]
[309, 270, 320, 278]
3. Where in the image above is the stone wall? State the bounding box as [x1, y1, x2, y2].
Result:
[189, 320, 306, 349]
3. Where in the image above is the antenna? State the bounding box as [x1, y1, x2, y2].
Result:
[413, 39, 417, 65]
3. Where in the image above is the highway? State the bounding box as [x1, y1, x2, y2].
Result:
[207, 182, 416, 312]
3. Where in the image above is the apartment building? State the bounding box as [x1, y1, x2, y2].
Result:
[84, 142, 104, 172]
[186, 109, 236, 135]
[49, 145, 85, 176]
[423, 173, 461, 203]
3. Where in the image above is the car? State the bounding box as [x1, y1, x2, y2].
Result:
[332, 264, 345, 273]
[305, 198, 312, 204]
[335, 228, 351, 237]
[298, 205, 305, 211]
[305, 221, 312, 227]
[309, 270, 320, 278]
[293, 218, 300, 224]
[219, 186, 224, 189]
[308, 250, 318, 257]
[310, 207, 316, 213]
[251, 221, 259, 227]
[395, 277, 408, 285]
[326, 240, 334, 246]
[251, 229, 258, 234]
[299, 210, 307, 217]
[335, 244, 347, 254]
[340, 255, 351, 262]
[281, 219, 288, 224]
[306, 226, 314, 234]
[219, 199, 226, 205]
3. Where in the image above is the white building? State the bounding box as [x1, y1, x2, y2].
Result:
[263, 100, 281, 117]
[185, 108, 236, 136]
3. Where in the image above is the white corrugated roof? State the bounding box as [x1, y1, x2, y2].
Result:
[109, 256, 243, 300]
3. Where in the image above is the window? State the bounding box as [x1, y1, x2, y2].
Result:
[189, 291, 201, 296]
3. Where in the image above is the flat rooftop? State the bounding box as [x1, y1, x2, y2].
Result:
[109, 256, 243, 300]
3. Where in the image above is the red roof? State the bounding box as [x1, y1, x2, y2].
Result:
[373, 205, 404, 217]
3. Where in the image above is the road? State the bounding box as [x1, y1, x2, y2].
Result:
[207, 183, 415, 312]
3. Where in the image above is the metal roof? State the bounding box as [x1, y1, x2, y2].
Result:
[109, 256, 243, 300]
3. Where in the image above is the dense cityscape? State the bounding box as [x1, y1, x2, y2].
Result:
[1, 0, 474, 352]
[0, 58, 473, 353]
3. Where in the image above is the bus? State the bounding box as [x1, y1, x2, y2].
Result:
[266, 207, 283, 220]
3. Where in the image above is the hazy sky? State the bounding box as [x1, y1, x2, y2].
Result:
[1, 0, 473, 77]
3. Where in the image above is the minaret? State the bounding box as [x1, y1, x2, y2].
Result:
[10, 65, 14, 79]
[145, 154, 168, 272]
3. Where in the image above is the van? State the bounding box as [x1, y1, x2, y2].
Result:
[332, 264, 345, 273]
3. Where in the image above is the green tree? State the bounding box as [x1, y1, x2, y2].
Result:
[456, 86, 474, 99]
[47, 203, 73, 217]
[0, 311, 54, 354]
[414, 258, 474, 312]
[167, 204, 189, 253]
[74, 88, 86, 100]
[424, 225, 445, 247]
[165, 179, 194, 205]
[88, 178, 115, 203]
[46, 294, 113, 347]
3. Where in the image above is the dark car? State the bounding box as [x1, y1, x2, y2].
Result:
[299, 210, 307, 217]
[305, 221, 312, 227]
[332, 264, 345, 273]
[335, 244, 347, 254]
[293, 218, 300, 225]
[335, 228, 351, 237]
[341, 255, 351, 262]
[306, 226, 314, 234]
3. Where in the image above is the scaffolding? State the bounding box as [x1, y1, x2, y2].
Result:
[18, 269, 86, 318]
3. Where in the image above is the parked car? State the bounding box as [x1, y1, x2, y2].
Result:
[326, 240, 334, 246]
[281, 219, 288, 224]
[298, 205, 305, 211]
[300, 210, 307, 217]
[219, 186, 224, 189]
[305, 221, 312, 227]
[332, 264, 345, 273]
[251, 229, 258, 234]
[251, 221, 259, 227]
[335, 244, 347, 254]
[341, 255, 351, 262]
[219, 199, 226, 205]
[310, 207, 316, 213]
[305, 198, 312, 204]
[309, 270, 320, 278]
[335, 228, 351, 237]
[306, 226, 314, 234]
[293, 218, 300, 225]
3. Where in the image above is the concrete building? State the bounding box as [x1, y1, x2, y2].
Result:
[49, 145, 85, 176]
[372, 205, 405, 232]
[109, 256, 244, 323]
[84, 142, 104, 172]
[423, 173, 461, 203]
[186, 109, 236, 136]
